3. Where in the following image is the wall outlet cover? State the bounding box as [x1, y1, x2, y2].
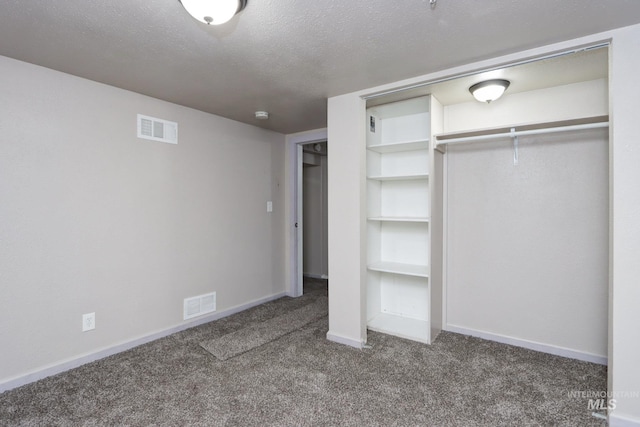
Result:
[82, 312, 96, 332]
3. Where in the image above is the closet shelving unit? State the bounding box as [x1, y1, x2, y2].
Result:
[365, 96, 443, 344]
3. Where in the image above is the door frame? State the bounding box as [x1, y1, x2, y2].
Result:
[286, 129, 328, 297]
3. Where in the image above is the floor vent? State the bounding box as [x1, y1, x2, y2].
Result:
[183, 292, 216, 320]
[137, 114, 178, 144]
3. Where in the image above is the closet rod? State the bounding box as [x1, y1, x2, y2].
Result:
[435, 120, 608, 147]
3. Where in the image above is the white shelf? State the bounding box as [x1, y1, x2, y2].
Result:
[367, 173, 429, 181]
[367, 313, 429, 343]
[366, 95, 440, 346]
[368, 216, 429, 223]
[367, 139, 429, 153]
[367, 261, 429, 278]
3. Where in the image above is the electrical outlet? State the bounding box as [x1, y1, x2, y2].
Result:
[82, 312, 95, 332]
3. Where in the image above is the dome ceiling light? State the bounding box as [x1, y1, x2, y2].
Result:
[469, 79, 511, 103]
[179, 0, 248, 26]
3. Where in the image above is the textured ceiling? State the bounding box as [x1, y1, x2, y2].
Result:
[1, 1, 639, 134]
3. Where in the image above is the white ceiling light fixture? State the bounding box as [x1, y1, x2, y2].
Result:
[255, 111, 269, 120]
[469, 79, 511, 103]
[179, 0, 248, 26]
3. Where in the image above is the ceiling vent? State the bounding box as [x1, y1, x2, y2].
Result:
[137, 114, 178, 144]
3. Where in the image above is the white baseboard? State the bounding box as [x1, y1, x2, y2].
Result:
[609, 413, 640, 427]
[446, 324, 608, 365]
[0, 291, 287, 393]
[326, 331, 365, 349]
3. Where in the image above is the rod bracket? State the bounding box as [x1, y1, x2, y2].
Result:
[511, 128, 519, 166]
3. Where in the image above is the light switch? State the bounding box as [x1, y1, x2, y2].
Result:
[267, 201, 273, 212]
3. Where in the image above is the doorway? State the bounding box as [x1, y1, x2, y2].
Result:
[291, 138, 328, 296]
[301, 141, 328, 281]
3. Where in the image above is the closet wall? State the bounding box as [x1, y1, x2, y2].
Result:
[443, 79, 609, 360]
[444, 79, 607, 132]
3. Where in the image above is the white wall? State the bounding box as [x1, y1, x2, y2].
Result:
[302, 152, 328, 278]
[609, 24, 640, 426]
[0, 56, 286, 387]
[326, 93, 367, 347]
[326, 25, 640, 424]
[444, 79, 608, 133]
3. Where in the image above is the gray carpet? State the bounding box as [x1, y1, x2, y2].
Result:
[0, 279, 607, 426]
[201, 296, 328, 360]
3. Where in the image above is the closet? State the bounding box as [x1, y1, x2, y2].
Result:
[365, 96, 444, 344]
[353, 47, 609, 361]
[438, 113, 609, 359]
